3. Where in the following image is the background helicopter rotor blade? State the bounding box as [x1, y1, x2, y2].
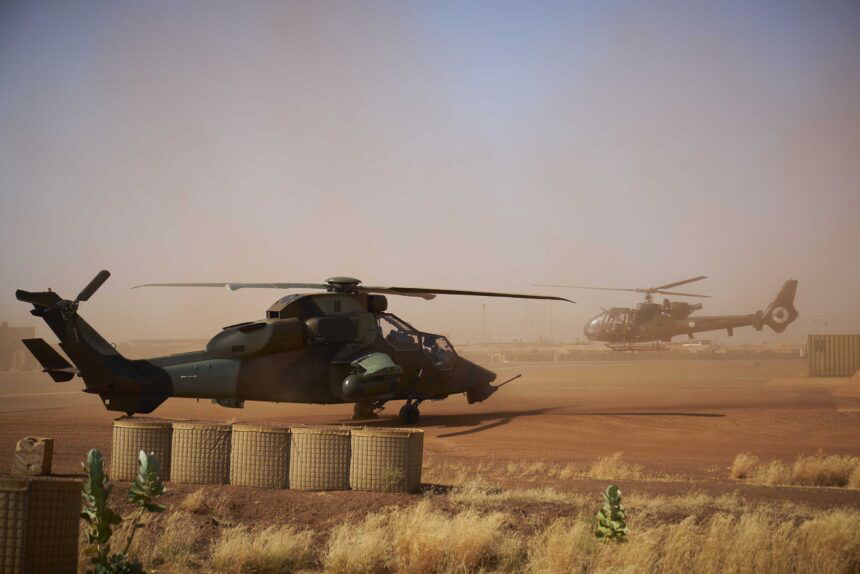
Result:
[535, 277, 710, 298]
[75, 270, 111, 302]
[652, 290, 710, 298]
[653, 276, 708, 290]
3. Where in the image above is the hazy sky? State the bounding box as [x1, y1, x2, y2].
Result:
[1, 0, 858, 345]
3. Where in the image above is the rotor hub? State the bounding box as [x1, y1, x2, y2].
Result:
[325, 277, 362, 293]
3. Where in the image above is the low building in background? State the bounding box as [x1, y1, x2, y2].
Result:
[0, 322, 36, 371]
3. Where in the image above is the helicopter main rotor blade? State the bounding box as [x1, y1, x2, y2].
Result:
[134, 281, 574, 302]
[366, 286, 574, 303]
[653, 276, 708, 291]
[132, 282, 329, 291]
[225, 283, 329, 291]
[652, 290, 710, 298]
[534, 284, 640, 293]
[362, 288, 436, 300]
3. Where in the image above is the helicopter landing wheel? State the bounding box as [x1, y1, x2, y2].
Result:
[399, 402, 421, 425]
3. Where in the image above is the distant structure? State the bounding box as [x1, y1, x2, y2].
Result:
[0, 321, 36, 370]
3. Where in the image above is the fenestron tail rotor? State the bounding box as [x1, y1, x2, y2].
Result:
[535, 276, 709, 303]
[134, 276, 575, 303]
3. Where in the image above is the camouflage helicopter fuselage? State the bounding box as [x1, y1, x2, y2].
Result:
[17, 285, 498, 421]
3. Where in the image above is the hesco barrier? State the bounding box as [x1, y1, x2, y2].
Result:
[23, 477, 81, 573]
[350, 428, 424, 493]
[111, 418, 172, 481]
[171, 422, 231, 484]
[808, 334, 860, 377]
[0, 477, 28, 574]
[230, 424, 291, 488]
[289, 426, 351, 491]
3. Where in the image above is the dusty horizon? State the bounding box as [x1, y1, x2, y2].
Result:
[1, 1, 858, 346]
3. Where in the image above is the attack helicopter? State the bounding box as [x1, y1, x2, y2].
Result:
[535, 276, 798, 350]
[17, 271, 573, 424]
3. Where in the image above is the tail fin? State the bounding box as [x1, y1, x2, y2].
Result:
[762, 279, 798, 333]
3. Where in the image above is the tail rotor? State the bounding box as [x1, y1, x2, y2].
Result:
[762, 279, 798, 333]
[75, 270, 111, 304]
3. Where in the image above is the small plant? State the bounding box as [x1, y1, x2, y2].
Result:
[81, 449, 166, 574]
[594, 484, 628, 541]
[381, 466, 406, 492]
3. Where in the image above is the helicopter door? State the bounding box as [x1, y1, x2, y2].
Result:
[606, 310, 632, 335]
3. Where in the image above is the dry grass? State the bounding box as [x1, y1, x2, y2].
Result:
[584, 452, 645, 480]
[851, 466, 860, 489]
[146, 511, 198, 569]
[729, 453, 760, 479]
[730, 452, 860, 488]
[427, 452, 666, 484]
[179, 488, 207, 513]
[323, 499, 524, 574]
[792, 452, 860, 487]
[450, 477, 586, 505]
[527, 509, 860, 574]
[210, 524, 315, 574]
[99, 485, 858, 574]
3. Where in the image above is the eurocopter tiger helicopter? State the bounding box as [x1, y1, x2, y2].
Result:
[17, 271, 572, 424]
[536, 276, 798, 350]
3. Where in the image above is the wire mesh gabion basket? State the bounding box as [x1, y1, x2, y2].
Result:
[289, 426, 351, 491]
[229, 424, 292, 489]
[0, 477, 28, 574]
[23, 477, 81, 574]
[170, 421, 231, 484]
[111, 418, 172, 481]
[349, 428, 424, 493]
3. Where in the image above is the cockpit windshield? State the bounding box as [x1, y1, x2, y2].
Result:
[378, 313, 457, 370]
[584, 313, 605, 339]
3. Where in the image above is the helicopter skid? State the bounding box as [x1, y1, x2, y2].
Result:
[605, 342, 668, 352]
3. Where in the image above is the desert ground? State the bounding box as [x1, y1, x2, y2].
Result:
[2, 358, 859, 572]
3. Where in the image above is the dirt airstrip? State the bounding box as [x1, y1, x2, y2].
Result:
[1, 359, 858, 498]
[2, 358, 860, 572]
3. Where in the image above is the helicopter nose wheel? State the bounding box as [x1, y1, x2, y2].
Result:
[399, 400, 421, 425]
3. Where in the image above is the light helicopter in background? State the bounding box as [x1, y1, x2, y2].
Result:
[536, 276, 798, 350]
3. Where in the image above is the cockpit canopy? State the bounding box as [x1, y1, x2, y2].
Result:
[583, 308, 635, 340]
[378, 313, 457, 371]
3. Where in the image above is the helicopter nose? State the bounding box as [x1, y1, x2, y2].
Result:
[455, 357, 497, 386]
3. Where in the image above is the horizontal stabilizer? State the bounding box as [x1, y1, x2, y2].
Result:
[22, 338, 77, 382]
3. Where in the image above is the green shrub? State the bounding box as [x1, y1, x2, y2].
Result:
[81, 449, 166, 574]
[594, 484, 628, 541]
